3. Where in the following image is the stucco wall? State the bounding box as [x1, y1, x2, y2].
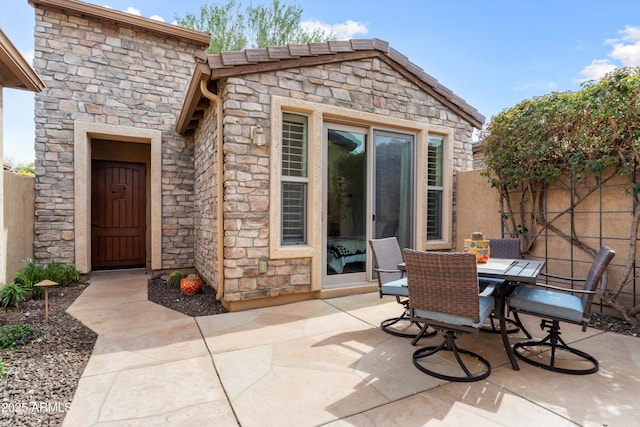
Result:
[2, 171, 35, 284]
[455, 169, 502, 248]
[456, 168, 636, 312]
[197, 57, 477, 304]
[32, 6, 202, 270]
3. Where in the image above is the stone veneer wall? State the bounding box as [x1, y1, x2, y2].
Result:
[193, 99, 218, 288]
[211, 57, 475, 303]
[32, 6, 201, 269]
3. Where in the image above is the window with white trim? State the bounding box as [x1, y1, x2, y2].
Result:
[427, 135, 444, 240]
[281, 113, 308, 244]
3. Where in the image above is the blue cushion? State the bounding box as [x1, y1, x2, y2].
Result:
[413, 295, 494, 328]
[509, 287, 586, 323]
[380, 278, 408, 297]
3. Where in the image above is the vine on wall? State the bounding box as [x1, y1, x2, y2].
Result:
[481, 67, 640, 327]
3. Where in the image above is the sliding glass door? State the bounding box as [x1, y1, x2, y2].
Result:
[324, 124, 367, 284]
[323, 124, 415, 287]
[373, 130, 414, 251]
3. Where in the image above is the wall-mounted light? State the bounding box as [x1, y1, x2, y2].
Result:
[252, 122, 266, 146]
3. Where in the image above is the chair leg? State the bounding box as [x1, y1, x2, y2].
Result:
[481, 313, 522, 334]
[381, 300, 435, 339]
[412, 330, 491, 382]
[513, 319, 598, 375]
[512, 311, 532, 338]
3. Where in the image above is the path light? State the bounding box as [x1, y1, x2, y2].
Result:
[34, 280, 58, 321]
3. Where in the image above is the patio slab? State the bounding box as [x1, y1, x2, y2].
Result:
[63, 270, 640, 426]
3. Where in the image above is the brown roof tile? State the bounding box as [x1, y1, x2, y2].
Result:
[308, 42, 333, 56]
[387, 47, 409, 68]
[245, 49, 271, 63]
[328, 40, 355, 53]
[220, 51, 252, 66]
[288, 44, 312, 57]
[196, 38, 484, 128]
[268, 46, 295, 59]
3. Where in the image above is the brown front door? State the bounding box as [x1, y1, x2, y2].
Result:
[91, 160, 146, 269]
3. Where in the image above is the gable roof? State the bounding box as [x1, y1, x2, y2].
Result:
[176, 38, 485, 134]
[0, 28, 44, 91]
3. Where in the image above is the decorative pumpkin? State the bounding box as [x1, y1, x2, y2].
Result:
[180, 274, 202, 296]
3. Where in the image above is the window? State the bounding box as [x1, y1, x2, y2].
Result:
[427, 135, 444, 240]
[281, 113, 308, 244]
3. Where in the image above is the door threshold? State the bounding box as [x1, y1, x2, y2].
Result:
[320, 283, 378, 299]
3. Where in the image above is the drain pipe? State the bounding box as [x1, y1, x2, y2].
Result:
[200, 79, 225, 302]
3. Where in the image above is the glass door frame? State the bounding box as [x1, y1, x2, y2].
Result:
[322, 121, 370, 286]
[322, 121, 417, 288]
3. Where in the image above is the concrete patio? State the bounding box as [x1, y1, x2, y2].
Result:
[63, 269, 640, 426]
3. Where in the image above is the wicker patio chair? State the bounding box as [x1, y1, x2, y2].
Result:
[404, 249, 495, 382]
[480, 237, 530, 336]
[508, 245, 615, 374]
[369, 237, 431, 338]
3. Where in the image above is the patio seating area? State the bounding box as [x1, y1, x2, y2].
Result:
[64, 269, 640, 426]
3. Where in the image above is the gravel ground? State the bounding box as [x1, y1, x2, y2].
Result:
[146, 273, 228, 317]
[0, 278, 636, 426]
[0, 276, 225, 426]
[0, 285, 95, 426]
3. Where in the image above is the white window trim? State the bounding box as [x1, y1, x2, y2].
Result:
[424, 129, 453, 250]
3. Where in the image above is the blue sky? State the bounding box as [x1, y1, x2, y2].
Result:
[2, 0, 640, 163]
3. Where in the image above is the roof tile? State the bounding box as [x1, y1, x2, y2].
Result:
[268, 46, 295, 59]
[200, 38, 484, 127]
[288, 43, 312, 57]
[245, 48, 271, 62]
[386, 47, 409, 67]
[371, 38, 390, 53]
[350, 39, 375, 50]
[221, 51, 251, 66]
[308, 42, 332, 55]
[328, 40, 355, 53]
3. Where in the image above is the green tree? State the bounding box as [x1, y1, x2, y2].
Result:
[481, 66, 640, 327]
[3, 159, 35, 176]
[176, 0, 334, 54]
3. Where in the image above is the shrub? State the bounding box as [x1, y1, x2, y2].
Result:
[0, 283, 27, 308]
[0, 324, 42, 349]
[0, 356, 4, 379]
[14, 260, 85, 299]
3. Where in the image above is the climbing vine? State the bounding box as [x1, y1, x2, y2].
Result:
[481, 66, 640, 326]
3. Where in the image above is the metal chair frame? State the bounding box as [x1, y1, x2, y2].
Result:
[508, 246, 616, 375]
[404, 249, 495, 382]
[369, 238, 432, 339]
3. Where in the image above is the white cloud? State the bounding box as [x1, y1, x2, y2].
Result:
[578, 25, 640, 82]
[301, 19, 368, 40]
[609, 26, 640, 66]
[579, 59, 617, 82]
[123, 7, 141, 16]
[118, 6, 165, 23]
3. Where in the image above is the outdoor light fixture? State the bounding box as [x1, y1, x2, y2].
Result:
[252, 122, 266, 146]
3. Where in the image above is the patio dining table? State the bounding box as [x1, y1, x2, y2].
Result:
[477, 258, 545, 370]
[399, 257, 545, 370]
